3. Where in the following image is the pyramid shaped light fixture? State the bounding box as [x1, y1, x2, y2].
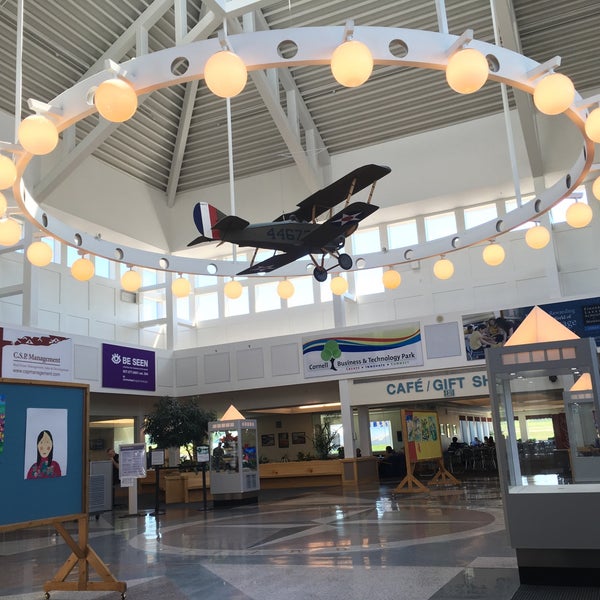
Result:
[220, 404, 245, 421]
[504, 306, 580, 346]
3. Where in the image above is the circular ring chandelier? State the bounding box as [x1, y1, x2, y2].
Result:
[3, 25, 597, 281]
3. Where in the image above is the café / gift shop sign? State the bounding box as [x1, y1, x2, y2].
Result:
[351, 371, 490, 406]
[102, 343, 155, 391]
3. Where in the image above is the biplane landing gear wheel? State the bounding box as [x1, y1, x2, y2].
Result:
[338, 253, 353, 270]
[121, 593, 127, 599]
[313, 266, 328, 282]
[44, 593, 50, 599]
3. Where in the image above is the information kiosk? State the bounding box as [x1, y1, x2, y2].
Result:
[209, 407, 259, 504]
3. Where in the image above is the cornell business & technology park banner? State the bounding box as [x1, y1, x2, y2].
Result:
[302, 323, 423, 378]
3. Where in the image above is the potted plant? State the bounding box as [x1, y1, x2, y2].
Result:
[311, 418, 340, 460]
[144, 396, 216, 468]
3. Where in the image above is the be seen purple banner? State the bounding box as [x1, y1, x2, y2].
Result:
[102, 343, 155, 391]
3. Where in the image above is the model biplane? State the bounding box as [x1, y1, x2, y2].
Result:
[188, 164, 391, 281]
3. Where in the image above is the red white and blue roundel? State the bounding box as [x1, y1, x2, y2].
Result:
[193, 202, 222, 240]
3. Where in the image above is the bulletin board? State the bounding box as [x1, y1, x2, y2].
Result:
[404, 409, 443, 462]
[0, 379, 88, 530]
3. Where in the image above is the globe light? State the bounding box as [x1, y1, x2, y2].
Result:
[482, 242, 505, 266]
[445, 48, 489, 94]
[593, 175, 600, 201]
[94, 78, 138, 122]
[0, 154, 17, 190]
[382, 268, 401, 290]
[224, 279, 243, 299]
[585, 107, 600, 143]
[172, 275, 192, 298]
[18, 114, 59, 155]
[433, 257, 454, 280]
[533, 73, 574, 115]
[277, 279, 295, 300]
[0, 191, 7, 216]
[565, 202, 593, 228]
[525, 224, 550, 249]
[0, 217, 21, 246]
[26, 240, 53, 266]
[330, 275, 348, 295]
[71, 257, 94, 281]
[331, 40, 373, 87]
[204, 51, 247, 98]
[121, 268, 142, 292]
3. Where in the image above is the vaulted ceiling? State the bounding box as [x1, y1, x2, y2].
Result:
[0, 0, 598, 274]
[0, 0, 598, 203]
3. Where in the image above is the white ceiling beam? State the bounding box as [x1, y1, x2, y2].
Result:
[202, 0, 282, 19]
[226, 12, 325, 190]
[491, 0, 544, 179]
[34, 2, 222, 203]
[252, 10, 330, 168]
[166, 80, 200, 207]
[0, 284, 24, 299]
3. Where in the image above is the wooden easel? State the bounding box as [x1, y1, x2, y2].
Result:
[393, 409, 460, 494]
[428, 457, 460, 487]
[43, 515, 127, 599]
[394, 461, 429, 493]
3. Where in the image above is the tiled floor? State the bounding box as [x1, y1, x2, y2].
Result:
[0, 476, 598, 599]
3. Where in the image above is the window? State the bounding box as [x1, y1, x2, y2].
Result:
[66, 246, 80, 267]
[525, 416, 555, 441]
[505, 195, 535, 231]
[370, 420, 393, 452]
[195, 291, 219, 321]
[549, 188, 588, 224]
[175, 295, 190, 321]
[41, 236, 61, 264]
[140, 290, 165, 321]
[355, 267, 384, 296]
[320, 280, 333, 303]
[464, 203, 497, 229]
[255, 281, 281, 312]
[224, 286, 249, 317]
[388, 219, 418, 249]
[424, 211, 457, 241]
[193, 274, 218, 289]
[286, 276, 314, 307]
[94, 255, 112, 279]
[351, 227, 381, 255]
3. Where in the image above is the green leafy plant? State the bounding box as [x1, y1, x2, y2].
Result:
[311, 418, 340, 460]
[144, 396, 216, 462]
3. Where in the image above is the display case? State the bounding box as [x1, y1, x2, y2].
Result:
[564, 384, 600, 482]
[487, 337, 600, 586]
[208, 418, 259, 503]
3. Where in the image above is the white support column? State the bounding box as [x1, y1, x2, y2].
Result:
[338, 379, 355, 459]
[357, 406, 372, 457]
[21, 222, 38, 328]
[332, 294, 346, 328]
[165, 273, 177, 350]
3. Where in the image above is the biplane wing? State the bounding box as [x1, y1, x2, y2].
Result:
[299, 201, 378, 248]
[236, 250, 306, 276]
[274, 163, 391, 223]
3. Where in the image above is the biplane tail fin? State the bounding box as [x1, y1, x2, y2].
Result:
[191, 202, 228, 242]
